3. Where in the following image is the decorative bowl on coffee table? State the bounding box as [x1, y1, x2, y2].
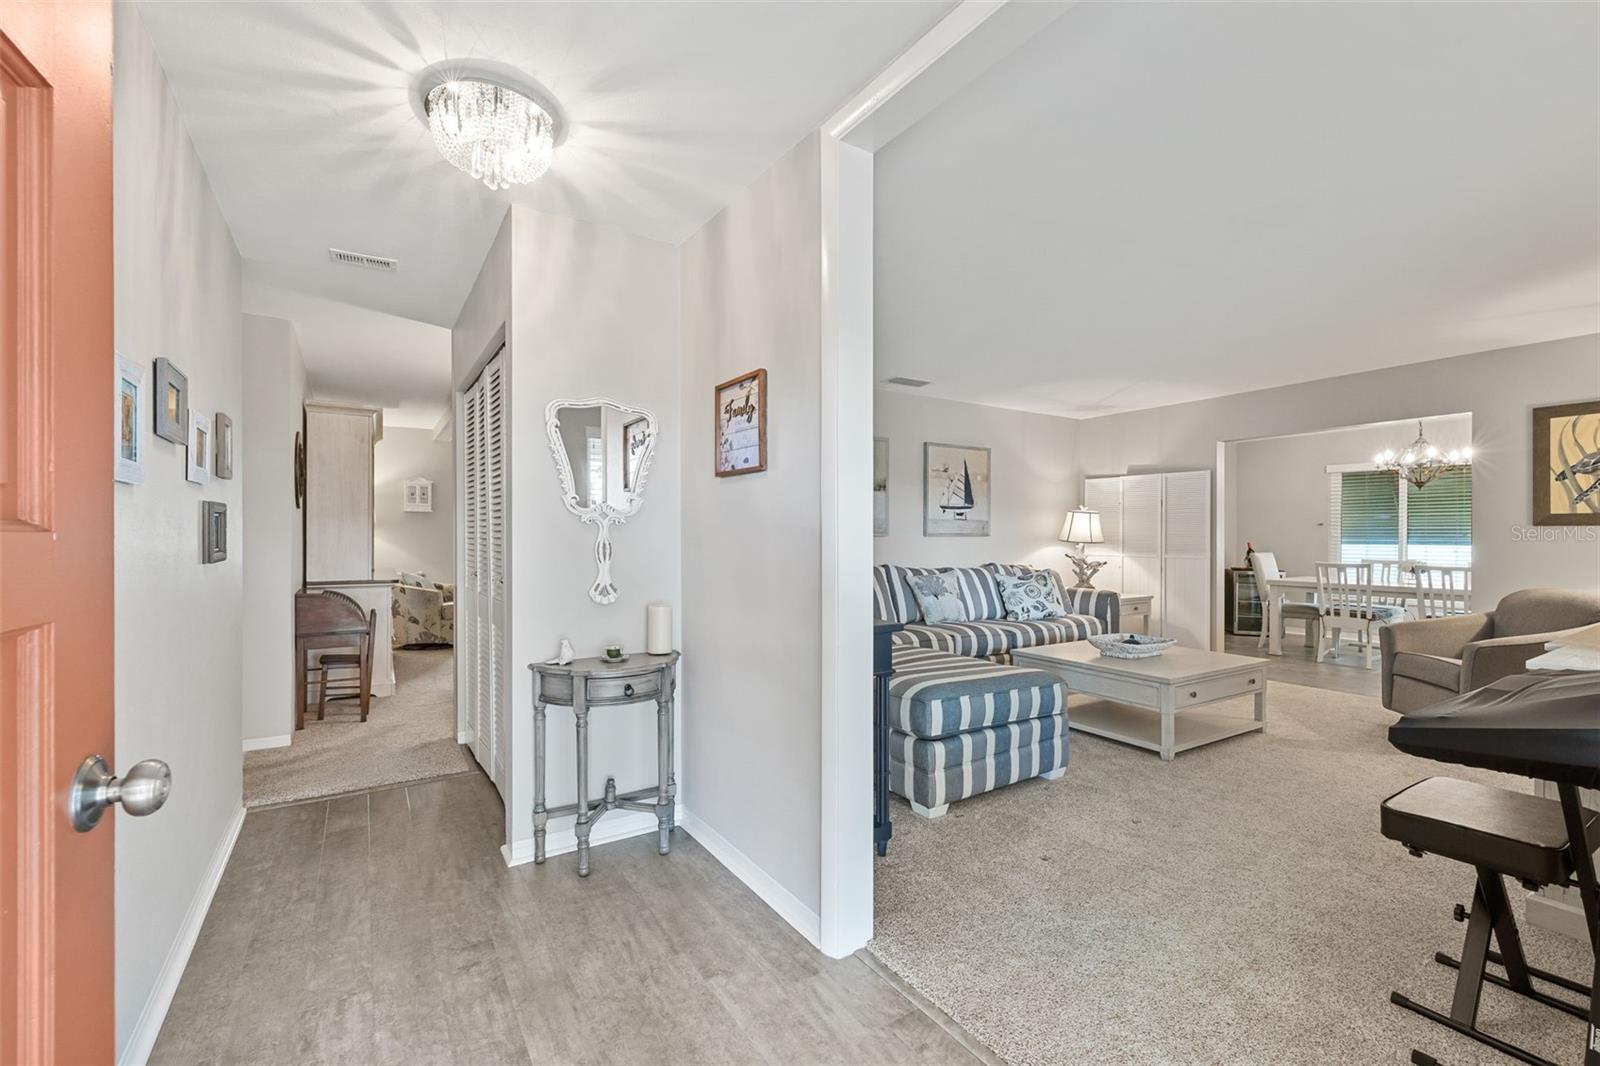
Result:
[1087, 632, 1177, 659]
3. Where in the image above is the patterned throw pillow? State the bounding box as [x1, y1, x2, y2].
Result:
[907, 572, 971, 624]
[996, 571, 1066, 621]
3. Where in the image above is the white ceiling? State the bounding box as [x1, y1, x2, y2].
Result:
[242, 277, 452, 429]
[875, 2, 1600, 419]
[136, 0, 955, 331]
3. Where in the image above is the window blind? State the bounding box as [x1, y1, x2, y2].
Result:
[1326, 467, 1474, 567]
[1406, 468, 1472, 566]
[1339, 470, 1399, 561]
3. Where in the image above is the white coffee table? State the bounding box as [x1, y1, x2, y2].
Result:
[1011, 641, 1267, 761]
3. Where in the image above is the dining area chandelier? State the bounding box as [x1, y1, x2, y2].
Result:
[1374, 421, 1472, 490]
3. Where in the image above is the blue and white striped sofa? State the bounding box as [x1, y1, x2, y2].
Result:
[874, 563, 1120, 661]
[888, 646, 1069, 817]
[874, 562, 1121, 816]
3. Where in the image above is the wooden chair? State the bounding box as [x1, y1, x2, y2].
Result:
[305, 591, 374, 723]
[1250, 550, 1320, 650]
[1414, 564, 1473, 620]
[1316, 561, 1406, 668]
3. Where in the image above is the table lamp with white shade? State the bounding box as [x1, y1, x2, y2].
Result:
[1059, 507, 1106, 588]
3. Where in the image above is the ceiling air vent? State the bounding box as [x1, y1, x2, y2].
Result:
[884, 376, 931, 388]
[328, 247, 398, 272]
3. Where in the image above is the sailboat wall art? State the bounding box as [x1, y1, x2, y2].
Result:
[924, 442, 991, 536]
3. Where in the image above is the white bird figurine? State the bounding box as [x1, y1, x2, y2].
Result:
[548, 638, 575, 666]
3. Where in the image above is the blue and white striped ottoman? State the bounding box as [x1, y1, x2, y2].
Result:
[887, 646, 1068, 818]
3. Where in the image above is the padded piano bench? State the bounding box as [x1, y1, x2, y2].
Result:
[1381, 776, 1597, 1065]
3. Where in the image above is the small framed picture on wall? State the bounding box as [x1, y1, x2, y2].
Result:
[187, 408, 212, 484]
[715, 368, 767, 477]
[153, 357, 188, 443]
[873, 436, 889, 536]
[114, 353, 146, 485]
[924, 442, 990, 536]
[214, 412, 235, 479]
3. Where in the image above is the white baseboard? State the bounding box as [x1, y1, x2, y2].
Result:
[679, 807, 822, 951]
[456, 729, 474, 744]
[118, 804, 246, 1066]
[241, 734, 290, 752]
[501, 809, 664, 868]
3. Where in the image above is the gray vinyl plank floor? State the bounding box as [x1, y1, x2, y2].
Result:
[150, 772, 986, 1066]
[1223, 632, 1383, 699]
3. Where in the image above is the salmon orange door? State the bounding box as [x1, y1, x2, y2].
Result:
[1, 3, 117, 1064]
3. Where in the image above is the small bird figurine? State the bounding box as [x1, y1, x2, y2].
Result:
[548, 638, 575, 666]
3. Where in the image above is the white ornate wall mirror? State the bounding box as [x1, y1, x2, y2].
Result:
[545, 398, 658, 604]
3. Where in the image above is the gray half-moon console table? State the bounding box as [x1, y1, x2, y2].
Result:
[529, 651, 680, 877]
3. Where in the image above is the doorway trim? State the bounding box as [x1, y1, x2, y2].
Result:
[815, 0, 1075, 959]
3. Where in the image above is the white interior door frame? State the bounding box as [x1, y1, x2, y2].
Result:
[816, 0, 1075, 959]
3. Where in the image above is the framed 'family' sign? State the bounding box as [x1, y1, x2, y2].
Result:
[714, 368, 767, 477]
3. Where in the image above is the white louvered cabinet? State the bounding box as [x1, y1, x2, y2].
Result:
[459, 349, 509, 797]
[1082, 470, 1213, 648]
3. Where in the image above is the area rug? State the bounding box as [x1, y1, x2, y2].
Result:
[869, 681, 1593, 1066]
[244, 647, 475, 807]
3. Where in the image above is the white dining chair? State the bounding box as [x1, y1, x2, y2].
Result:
[1363, 558, 1416, 628]
[1251, 550, 1319, 650]
[1315, 561, 1406, 667]
[1414, 564, 1473, 619]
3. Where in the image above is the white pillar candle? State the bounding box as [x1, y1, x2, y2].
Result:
[645, 602, 672, 655]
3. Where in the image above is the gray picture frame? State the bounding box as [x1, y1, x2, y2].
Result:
[214, 412, 234, 479]
[153, 357, 188, 443]
[873, 436, 889, 537]
[923, 441, 991, 537]
[201, 500, 227, 563]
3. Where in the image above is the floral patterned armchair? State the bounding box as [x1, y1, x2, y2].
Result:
[392, 579, 454, 647]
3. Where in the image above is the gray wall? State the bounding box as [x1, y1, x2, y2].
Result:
[1229, 414, 1472, 577]
[113, 5, 245, 1056]
[873, 390, 1080, 573]
[681, 133, 824, 916]
[240, 314, 306, 744]
[453, 206, 682, 856]
[374, 426, 455, 582]
[1076, 334, 1600, 611]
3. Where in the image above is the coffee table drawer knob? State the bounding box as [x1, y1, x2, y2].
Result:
[1189, 690, 1198, 698]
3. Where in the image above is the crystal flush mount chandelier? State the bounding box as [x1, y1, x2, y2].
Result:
[1374, 421, 1472, 490]
[424, 77, 556, 190]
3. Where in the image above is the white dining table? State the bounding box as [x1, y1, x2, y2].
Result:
[1260, 575, 1425, 656]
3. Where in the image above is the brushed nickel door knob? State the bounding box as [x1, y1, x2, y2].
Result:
[70, 754, 172, 832]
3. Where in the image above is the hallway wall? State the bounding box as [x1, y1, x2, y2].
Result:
[113, 5, 245, 1061]
[373, 425, 455, 583]
[680, 133, 826, 927]
[239, 314, 306, 747]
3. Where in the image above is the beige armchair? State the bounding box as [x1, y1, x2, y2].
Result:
[392, 580, 455, 647]
[1380, 587, 1600, 713]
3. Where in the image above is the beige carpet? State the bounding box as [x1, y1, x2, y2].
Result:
[244, 647, 474, 808]
[869, 681, 1593, 1066]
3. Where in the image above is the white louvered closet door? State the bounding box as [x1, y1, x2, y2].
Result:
[1119, 474, 1165, 631]
[462, 349, 509, 797]
[483, 357, 508, 796]
[461, 383, 481, 757]
[1161, 470, 1212, 648]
